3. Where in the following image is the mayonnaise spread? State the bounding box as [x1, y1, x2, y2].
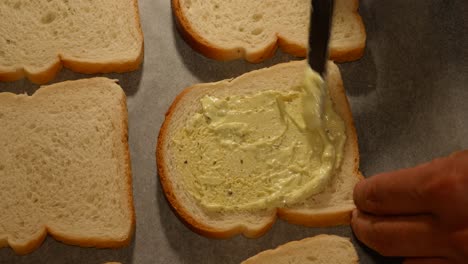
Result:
[171, 68, 346, 211]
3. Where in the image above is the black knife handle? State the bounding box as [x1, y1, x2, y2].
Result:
[308, 0, 335, 76]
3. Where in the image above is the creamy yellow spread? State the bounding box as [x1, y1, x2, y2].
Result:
[172, 68, 346, 211]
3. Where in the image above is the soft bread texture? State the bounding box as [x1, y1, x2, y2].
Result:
[0, 78, 134, 254]
[172, 0, 366, 63]
[241, 235, 359, 264]
[157, 60, 362, 238]
[0, 0, 144, 84]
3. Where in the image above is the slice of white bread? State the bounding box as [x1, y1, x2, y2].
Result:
[157, 60, 362, 238]
[241, 235, 359, 264]
[0, 78, 134, 254]
[0, 0, 144, 84]
[172, 0, 366, 63]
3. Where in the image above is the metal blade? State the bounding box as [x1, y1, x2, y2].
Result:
[308, 0, 334, 76]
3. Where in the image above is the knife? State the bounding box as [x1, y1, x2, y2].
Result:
[308, 0, 334, 77]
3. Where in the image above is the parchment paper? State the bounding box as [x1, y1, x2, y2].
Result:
[1, 0, 467, 263]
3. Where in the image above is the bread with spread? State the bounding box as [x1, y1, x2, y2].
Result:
[172, 0, 366, 63]
[0, 0, 144, 84]
[0, 78, 134, 254]
[157, 60, 362, 238]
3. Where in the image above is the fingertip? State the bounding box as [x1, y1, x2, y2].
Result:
[353, 179, 367, 207]
[351, 208, 358, 220]
[449, 149, 468, 160]
[350, 210, 363, 241]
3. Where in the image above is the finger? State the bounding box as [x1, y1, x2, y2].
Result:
[351, 210, 449, 257]
[404, 258, 450, 264]
[353, 161, 438, 215]
[448, 149, 468, 159]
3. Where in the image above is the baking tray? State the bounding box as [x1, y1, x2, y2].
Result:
[1, 0, 467, 263]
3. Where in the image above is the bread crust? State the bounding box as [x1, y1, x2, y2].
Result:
[171, 0, 250, 62]
[156, 61, 362, 238]
[172, 0, 365, 63]
[1, 78, 135, 254]
[0, 0, 144, 84]
[241, 234, 360, 264]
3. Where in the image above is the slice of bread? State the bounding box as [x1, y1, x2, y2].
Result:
[157, 60, 362, 238]
[0, 78, 134, 254]
[172, 0, 366, 63]
[0, 0, 144, 84]
[241, 235, 359, 264]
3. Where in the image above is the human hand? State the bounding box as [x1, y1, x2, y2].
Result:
[352, 150, 468, 264]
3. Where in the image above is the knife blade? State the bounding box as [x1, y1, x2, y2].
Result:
[308, 0, 334, 77]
